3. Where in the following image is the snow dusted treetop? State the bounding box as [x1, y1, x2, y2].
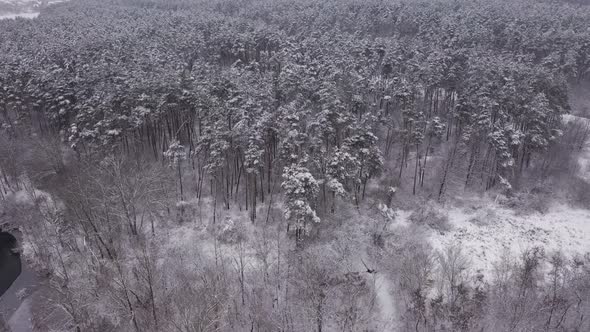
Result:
[163, 140, 186, 165]
[281, 163, 320, 242]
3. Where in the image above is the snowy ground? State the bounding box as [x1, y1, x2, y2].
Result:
[388, 197, 590, 280]
[425, 203, 590, 275]
[405, 114, 590, 278]
[370, 268, 398, 330]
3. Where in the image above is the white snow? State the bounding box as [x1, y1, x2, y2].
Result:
[427, 203, 590, 276]
[0, 0, 68, 20]
[360, 251, 399, 330]
[10, 188, 63, 215]
[371, 272, 398, 330]
[164, 222, 264, 273]
[0, 12, 38, 19]
[0, 0, 36, 5]
[392, 209, 412, 227]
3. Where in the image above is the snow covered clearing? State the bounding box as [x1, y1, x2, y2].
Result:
[425, 203, 590, 276]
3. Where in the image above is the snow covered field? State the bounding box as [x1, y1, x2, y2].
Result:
[426, 203, 590, 275]
[387, 196, 590, 282]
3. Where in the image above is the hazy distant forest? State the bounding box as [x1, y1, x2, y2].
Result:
[1, 0, 590, 331]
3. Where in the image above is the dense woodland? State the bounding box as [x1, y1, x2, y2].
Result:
[1, 0, 590, 331]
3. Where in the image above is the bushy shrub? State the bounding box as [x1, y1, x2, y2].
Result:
[409, 201, 451, 232]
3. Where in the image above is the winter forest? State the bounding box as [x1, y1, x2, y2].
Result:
[1, 0, 590, 331]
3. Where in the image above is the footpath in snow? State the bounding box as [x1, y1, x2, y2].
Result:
[359, 253, 399, 331]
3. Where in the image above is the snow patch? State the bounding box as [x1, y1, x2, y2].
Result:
[0, 12, 38, 19]
[392, 209, 412, 228]
[372, 272, 398, 330]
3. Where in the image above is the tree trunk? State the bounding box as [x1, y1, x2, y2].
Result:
[413, 144, 420, 195]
